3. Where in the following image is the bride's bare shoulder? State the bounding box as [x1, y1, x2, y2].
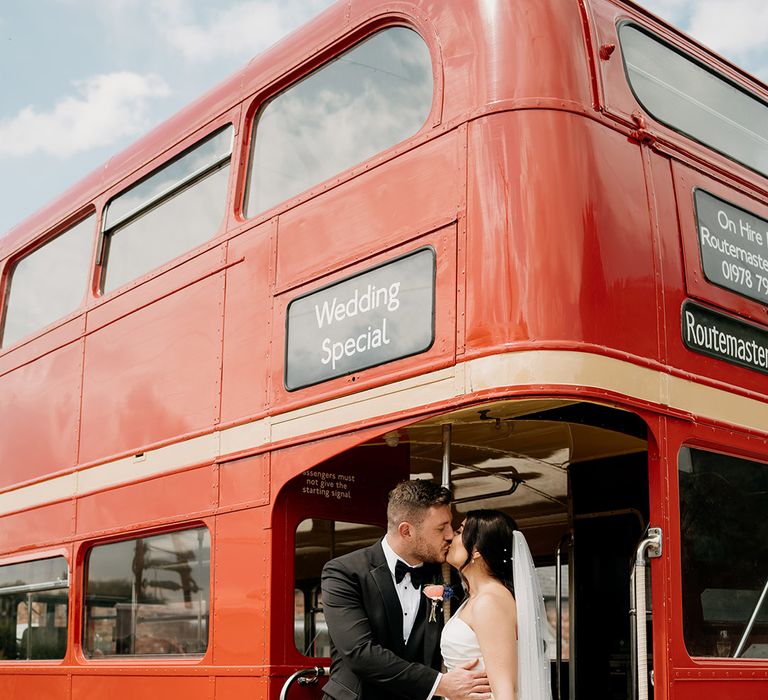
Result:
[473, 583, 517, 621]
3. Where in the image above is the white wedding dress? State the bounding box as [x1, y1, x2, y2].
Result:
[439, 530, 553, 700]
[441, 599, 485, 672]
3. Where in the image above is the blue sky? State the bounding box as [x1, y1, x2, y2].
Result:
[1, 0, 767, 237]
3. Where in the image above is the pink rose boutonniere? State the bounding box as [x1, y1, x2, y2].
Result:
[423, 584, 455, 622]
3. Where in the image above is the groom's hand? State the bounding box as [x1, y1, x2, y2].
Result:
[436, 659, 492, 699]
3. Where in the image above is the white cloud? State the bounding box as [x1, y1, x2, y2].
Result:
[640, 0, 692, 21]
[151, 0, 332, 63]
[637, 0, 768, 81]
[686, 0, 768, 59]
[0, 72, 169, 158]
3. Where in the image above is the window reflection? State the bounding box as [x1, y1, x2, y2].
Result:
[105, 128, 233, 229]
[1, 215, 93, 348]
[84, 528, 210, 657]
[101, 126, 232, 294]
[246, 27, 433, 217]
[102, 165, 229, 293]
[620, 24, 768, 176]
[294, 519, 385, 657]
[679, 448, 768, 658]
[0, 557, 69, 660]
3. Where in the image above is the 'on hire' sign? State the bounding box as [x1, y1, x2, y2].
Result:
[285, 248, 436, 390]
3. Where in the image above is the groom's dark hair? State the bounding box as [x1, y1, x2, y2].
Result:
[387, 480, 452, 530]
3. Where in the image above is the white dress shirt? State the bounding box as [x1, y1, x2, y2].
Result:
[381, 535, 423, 643]
[381, 536, 442, 699]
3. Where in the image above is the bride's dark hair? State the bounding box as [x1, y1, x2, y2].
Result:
[459, 509, 519, 595]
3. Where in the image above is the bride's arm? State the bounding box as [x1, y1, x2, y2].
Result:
[472, 592, 518, 700]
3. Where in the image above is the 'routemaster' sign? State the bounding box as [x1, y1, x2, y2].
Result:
[682, 300, 768, 376]
[695, 189, 768, 304]
[285, 248, 436, 390]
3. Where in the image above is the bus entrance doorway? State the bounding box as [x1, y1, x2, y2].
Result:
[419, 400, 652, 700]
[570, 452, 651, 700]
[279, 398, 653, 700]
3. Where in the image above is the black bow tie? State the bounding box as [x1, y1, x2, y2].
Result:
[395, 560, 426, 587]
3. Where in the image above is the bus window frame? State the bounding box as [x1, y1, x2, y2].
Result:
[0, 206, 97, 354]
[668, 424, 768, 667]
[615, 19, 768, 182]
[101, 129, 234, 233]
[587, 0, 768, 191]
[0, 548, 71, 664]
[235, 14, 444, 225]
[92, 112, 238, 302]
[78, 521, 213, 663]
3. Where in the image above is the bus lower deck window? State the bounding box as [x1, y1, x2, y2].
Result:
[84, 527, 210, 657]
[0, 557, 69, 661]
[678, 448, 768, 658]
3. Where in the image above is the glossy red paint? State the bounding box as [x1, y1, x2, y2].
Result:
[463, 109, 659, 359]
[0, 0, 766, 698]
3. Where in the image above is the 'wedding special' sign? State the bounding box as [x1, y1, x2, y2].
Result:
[285, 248, 436, 390]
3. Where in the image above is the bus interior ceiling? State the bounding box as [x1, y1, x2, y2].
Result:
[380, 399, 648, 547]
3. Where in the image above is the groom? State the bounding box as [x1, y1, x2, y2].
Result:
[321, 480, 490, 700]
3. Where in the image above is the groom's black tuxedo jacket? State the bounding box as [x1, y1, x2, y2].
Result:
[320, 539, 443, 700]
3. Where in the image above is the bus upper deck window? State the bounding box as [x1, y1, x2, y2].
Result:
[678, 448, 768, 659]
[0, 557, 69, 660]
[100, 126, 233, 294]
[619, 24, 768, 177]
[1, 215, 93, 348]
[244, 26, 433, 217]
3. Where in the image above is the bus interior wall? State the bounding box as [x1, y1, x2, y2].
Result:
[571, 452, 651, 700]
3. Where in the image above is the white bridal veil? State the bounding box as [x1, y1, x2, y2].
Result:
[513, 529, 553, 700]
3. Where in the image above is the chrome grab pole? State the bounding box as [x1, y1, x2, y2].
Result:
[441, 424, 453, 620]
[633, 528, 662, 700]
[555, 534, 570, 700]
[734, 576, 768, 658]
[279, 666, 330, 700]
[441, 424, 452, 489]
[629, 565, 637, 698]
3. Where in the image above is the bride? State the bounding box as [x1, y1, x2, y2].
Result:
[441, 510, 552, 700]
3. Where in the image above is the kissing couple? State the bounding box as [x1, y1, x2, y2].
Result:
[321, 480, 553, 700]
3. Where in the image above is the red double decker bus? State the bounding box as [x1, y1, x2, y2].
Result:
[1, 1, 768, 698]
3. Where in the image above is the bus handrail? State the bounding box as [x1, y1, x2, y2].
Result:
[734, 576, 768, 658]
[632, 528, 662, 700]
[555, 534, 571, 700]
[279, 666, 329, 700]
